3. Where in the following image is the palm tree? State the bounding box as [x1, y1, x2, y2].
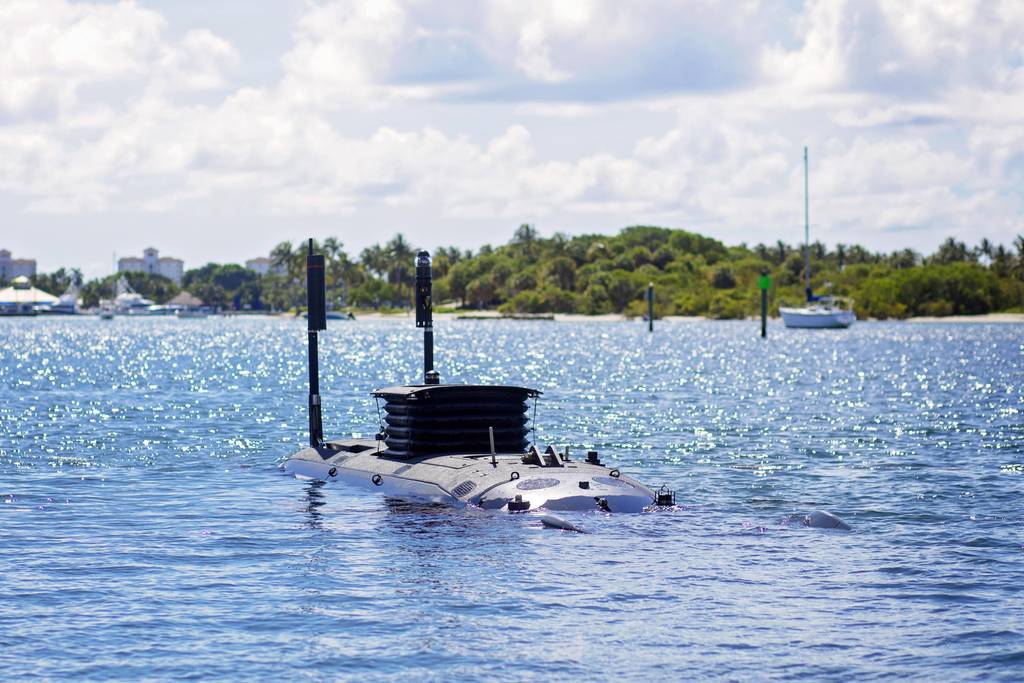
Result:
[993, 245, 1011, 276]
[271, 241, 301, 282]
[321, 237, 349, 303]
[932, 237, 972, 264]
[847, 245, 871, 264]
[775, 240, 788, 264]
[1012, 235, 1024, 279]
[835, 243, 846, 271]
[979, 238, 993, 259]
[360, 244, 388, 279]
[513, 224, 538, 258]
[322, 237, 344, 262]
[889, 249, 917, 269]
[435, 246, 464, 265]
[811, 241, 826, 260]
[545, 256, 576, 291]
[386, 234, 415, 295]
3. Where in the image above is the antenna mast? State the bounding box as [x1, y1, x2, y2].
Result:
[415, 250, 439, 385]
[306, 238, 327, 448]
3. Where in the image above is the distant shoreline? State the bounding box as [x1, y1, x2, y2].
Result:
[338, 311, 1024, 323]
[15, 310, 1020, 323]
[901, 312, 1024, 323]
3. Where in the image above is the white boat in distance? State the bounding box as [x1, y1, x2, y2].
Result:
[112, 276, 155, 315]
[782, 147, 856, 329]
[780, 296, 855, 328]
[37, 282, 81, 315]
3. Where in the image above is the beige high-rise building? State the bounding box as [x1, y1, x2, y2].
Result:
[0, 249, 37, 281]
[245, 256, 286, 276]
[118, 247, 184, 285]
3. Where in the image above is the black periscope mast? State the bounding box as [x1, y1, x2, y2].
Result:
[281, 240, 675, 513]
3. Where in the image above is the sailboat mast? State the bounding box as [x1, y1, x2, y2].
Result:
[804, 146, 811, 301]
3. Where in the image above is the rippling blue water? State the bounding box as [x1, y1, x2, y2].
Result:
[1, 317, 1022, 680]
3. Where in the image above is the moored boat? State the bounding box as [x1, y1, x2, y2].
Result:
[37, 282, 81, 315]
[783, 147, 856, 329]
[112, 276, 155, 315]
[780, 297, 855, 328]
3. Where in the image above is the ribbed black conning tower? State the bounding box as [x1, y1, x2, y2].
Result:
[374, 384, 539, 458]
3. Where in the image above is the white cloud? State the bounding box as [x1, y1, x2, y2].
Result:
[159, 29, 240, 92]
[0, 0, 238, 119]
[485, 0, 602, 83]
[762, 0, 1024, 96]
[1, 0, 1023, 274]
[278, 0, 408, 106]
[513, 18, 572, 83]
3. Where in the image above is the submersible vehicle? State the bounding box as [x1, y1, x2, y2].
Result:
[281, 241, 674, 513]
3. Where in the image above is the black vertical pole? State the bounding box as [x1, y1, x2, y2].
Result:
[761, 288, 767, 338]
[647, 282, 654, 333]
[306, 239, 327, 448]
[415, 250, 438, 384]
[424, 327, 434, 381]
[307, 332, 323, 448]
[759, 271, 771, 340]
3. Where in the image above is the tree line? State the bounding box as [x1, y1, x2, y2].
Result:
[15, 226, 1024, 319]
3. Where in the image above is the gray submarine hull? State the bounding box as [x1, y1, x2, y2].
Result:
[282, 439, 656, 513]
[289, 245, 663, 514]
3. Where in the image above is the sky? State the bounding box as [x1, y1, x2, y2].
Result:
[2, 0, 1023, 278]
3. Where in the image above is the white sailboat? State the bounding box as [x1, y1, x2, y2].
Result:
[779, 297, 855, 328]
[780, 147, 856, 329]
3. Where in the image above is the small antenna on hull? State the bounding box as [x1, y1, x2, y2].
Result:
[415, 250, 439, 385]
[306, 238, 327, 448]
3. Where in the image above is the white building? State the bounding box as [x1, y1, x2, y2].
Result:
[245, 256, 286, 276]
[0, 249, 37, 281]
[118, 247, 184, 285]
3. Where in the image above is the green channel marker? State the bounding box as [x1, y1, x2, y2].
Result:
[758, 274, 771, 338]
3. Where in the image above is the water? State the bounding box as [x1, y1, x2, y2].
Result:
[1, 317, 1022, 680]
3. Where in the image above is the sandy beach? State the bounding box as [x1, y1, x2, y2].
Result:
[903, 313, 1024, 323]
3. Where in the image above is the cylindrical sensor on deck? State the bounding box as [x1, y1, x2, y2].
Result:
[306, 241, 327, 331]
[415, 250, 432, 328]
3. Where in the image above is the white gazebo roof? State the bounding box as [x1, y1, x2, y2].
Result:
[0, 277, 58, 305]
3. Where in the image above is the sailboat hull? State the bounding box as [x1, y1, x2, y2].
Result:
[780, 307, 855, 328]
